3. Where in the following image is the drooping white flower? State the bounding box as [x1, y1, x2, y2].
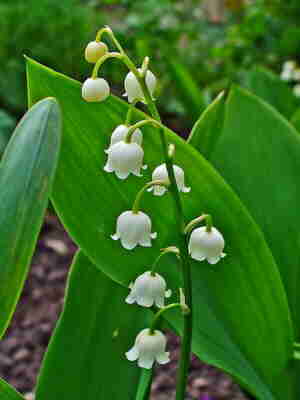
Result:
[124, 69, 157, 103]
[82, 78, 110, 102]
[148, 163, 191, 196]
[104, 140, 146, 179]
[126, 271, 171, 308]
[126, 328, 170, 369]
[188, 226, 226, 264]
[105, 125, 143, 154]
[85, 41, 108, 63]
[111, 211, 157, 250]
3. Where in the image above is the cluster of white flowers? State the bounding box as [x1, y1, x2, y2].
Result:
[82, 30, 227, 370]
[280, 60, 300, 97]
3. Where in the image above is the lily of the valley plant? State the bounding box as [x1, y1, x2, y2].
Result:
[82, 26, 226, 399]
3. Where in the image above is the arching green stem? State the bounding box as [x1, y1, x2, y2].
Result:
[96, 26, 126, 54]
[150, 303, 189, 334]
[92, 52, 122, 79]
[132, 180, 169, 214]
[151, 247, 180, 276]
[125, 119, 160, 143]
[184, 214, 213, 234]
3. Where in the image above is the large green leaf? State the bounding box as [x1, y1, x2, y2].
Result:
[36, 251, 151, 400]
[0, 379, 24, 400]
[27, 58, 293, 400]
[0, 97, 61, 338]
[243, 66, 297, 118]
[190, 86, 300, 334]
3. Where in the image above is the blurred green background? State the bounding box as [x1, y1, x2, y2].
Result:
[1, 0, 300, 147]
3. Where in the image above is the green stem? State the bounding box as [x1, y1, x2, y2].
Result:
[132, 180, 169, 214]
[175, 247, 192, 400]
[151, 247, 180, 276]
[96, 26, 126, 54]
[92, 52, 122, 79]
[125, 119, 160, 143]
[184, 214, 212, 234]
[150, 303, 186, 334]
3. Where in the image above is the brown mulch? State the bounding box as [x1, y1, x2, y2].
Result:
[0, 214, 247, 400]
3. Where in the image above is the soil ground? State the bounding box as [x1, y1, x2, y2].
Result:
[0, 215, 247, 400]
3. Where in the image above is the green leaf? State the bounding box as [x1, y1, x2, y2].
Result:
[27, 58, 293, 400]
[291, 108, 300, 132]
[0, 110, 16, 155]
[36, 251, 152, 400]
[243, 66, 297, 118]
[0, 97, 61, 338]
[0, 378, 24, 400]
[167, 58, 206, 122]
[189, 86, 300, 337]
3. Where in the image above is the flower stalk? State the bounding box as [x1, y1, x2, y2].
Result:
[150, 303, 190, 334]
[125, 119, 160, 143]
[151, 247, 180, 276]
[184, 214, 212, 234]
[132, 180, 169, 214]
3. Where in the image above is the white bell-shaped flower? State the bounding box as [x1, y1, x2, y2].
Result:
[111, 211, 157, 250]
[126, 328, 170, 369]
[104, 140, 146, 179]
[188, 226, 226, 264]
[105, 125, 143, 154]
[148, 163, 191, 196]
[124, 69, 157, 103]
[85, 41, 108, 63]
[126, 271, 171, 308]
[82, 78, 110, 102]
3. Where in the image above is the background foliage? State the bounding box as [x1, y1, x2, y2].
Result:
[1, 0, 300, 125]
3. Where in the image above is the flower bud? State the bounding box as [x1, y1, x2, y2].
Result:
[105, 124, 143, 154]
[111, 211, 157, 250]
[85, 41, 108, 63]
[126, 271, 171, 308]
[82, 78, 110, 102]
[124, 69, 157, 103]
[126, 328, 170, 369]
[188, 226, 226, 264]
[148, 163, 190, 196]
[104, 140, 146, 179]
